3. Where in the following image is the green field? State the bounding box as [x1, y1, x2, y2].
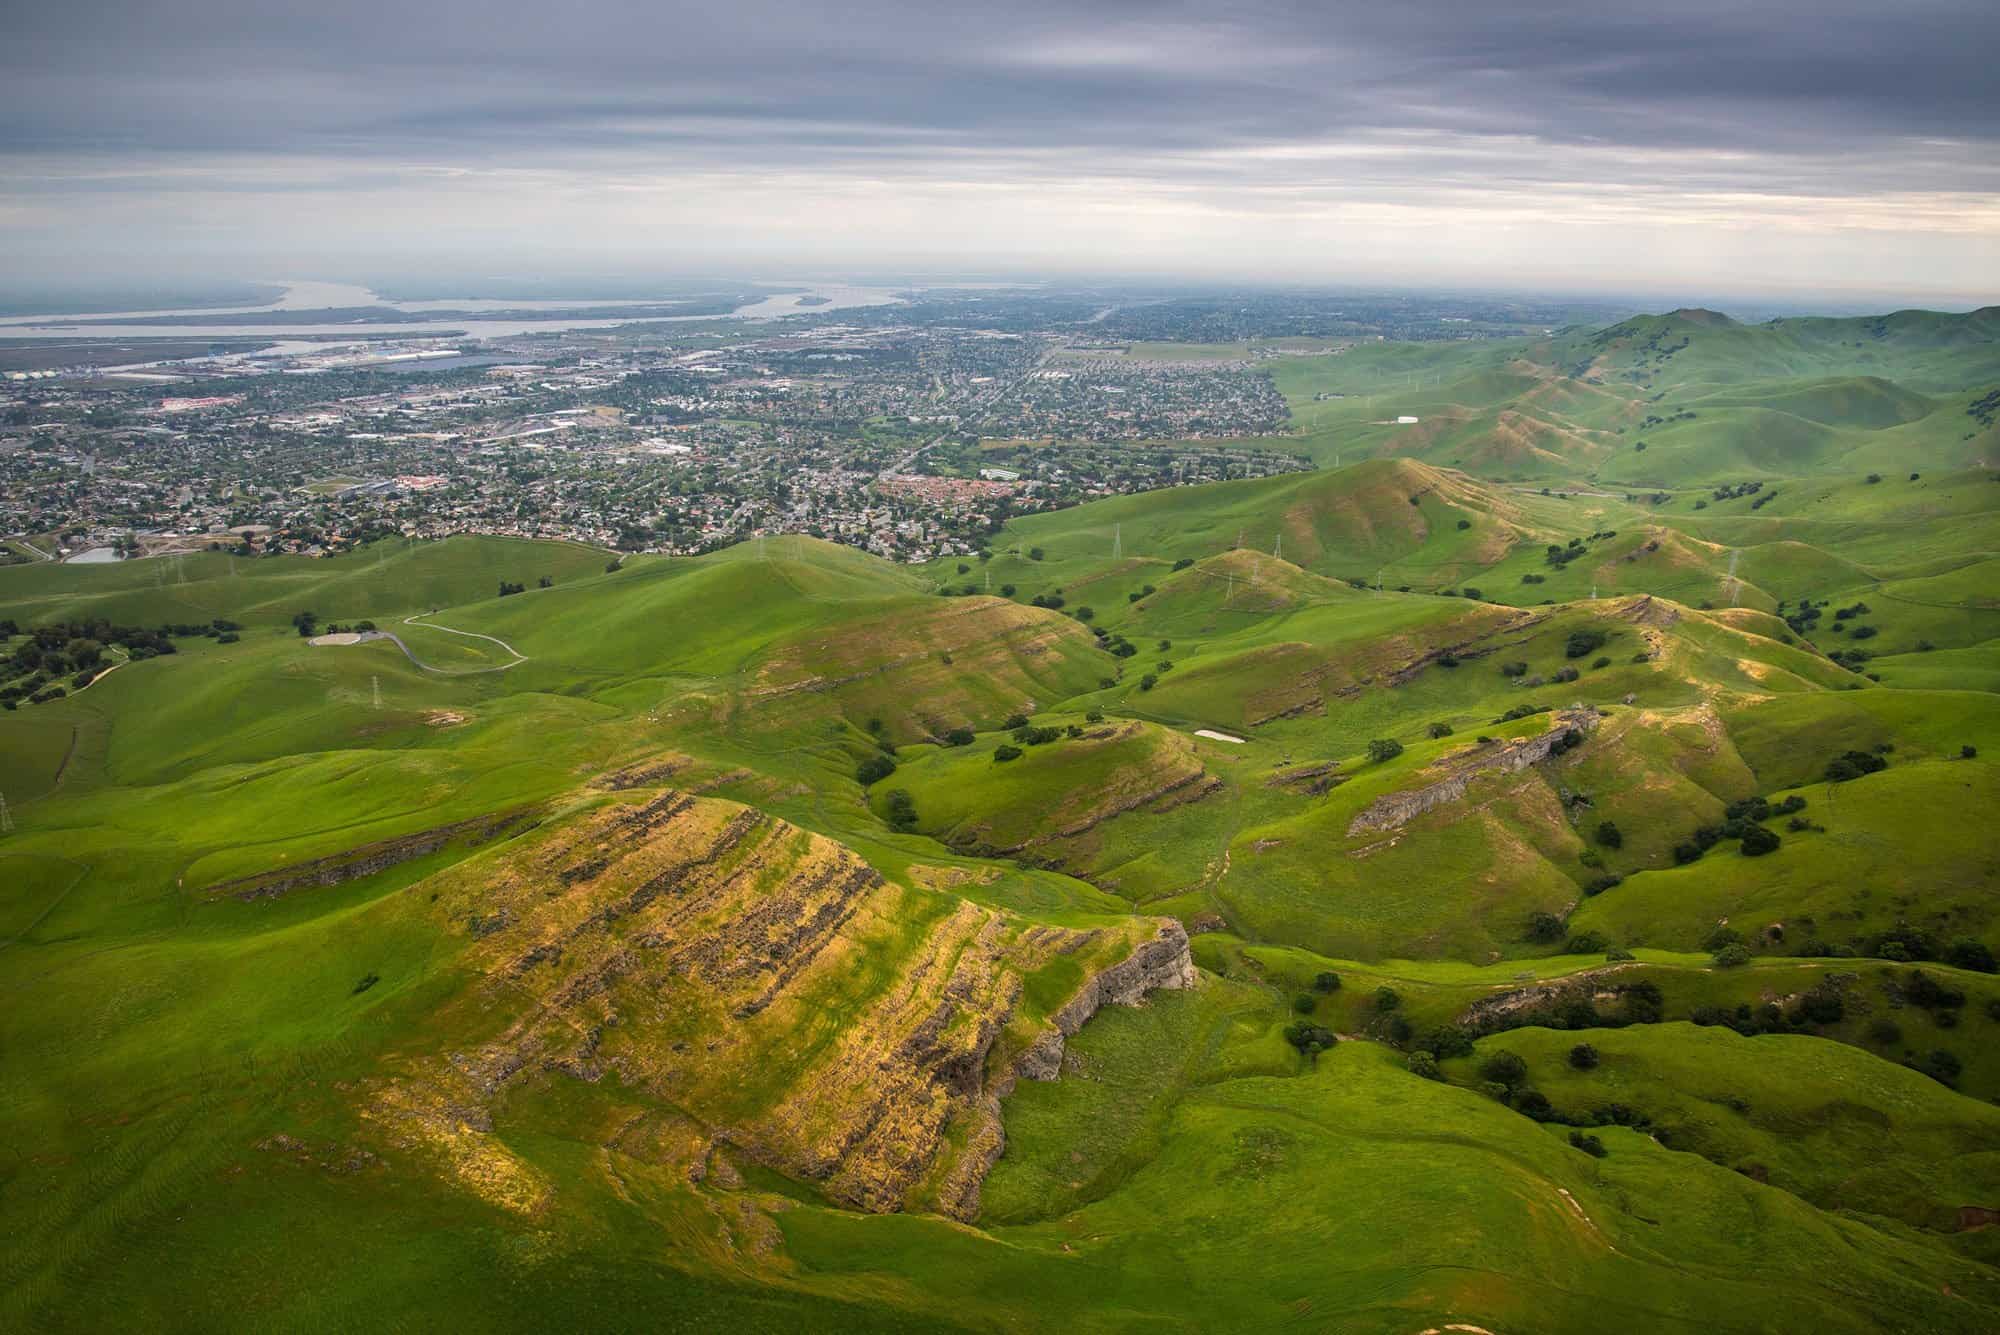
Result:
[3, 305, 1999, 1331]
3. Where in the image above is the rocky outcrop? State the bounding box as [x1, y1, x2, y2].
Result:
[1266, 760, 1345, 795]
[941, 920, 1197, 1221]
[1456, 966, 1626, 1031]
[1956, 1206, 2000, 1232]
[949, 725, 1217, 857]
[1381, 609, 1557, 688]
[208, 808, 538, 901]
[1346, 709, 1600, 837]
[363, 791, 1189, 1226]
[1017, 920, 1198, 1080]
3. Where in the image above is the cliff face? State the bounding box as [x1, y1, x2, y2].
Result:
[942, 920, 1197, 1221]
[1015, 921, 1198, 1081]
[1346, 709, 1600, 837]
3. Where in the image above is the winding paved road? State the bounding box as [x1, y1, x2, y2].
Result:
[311, 615, 528, 675]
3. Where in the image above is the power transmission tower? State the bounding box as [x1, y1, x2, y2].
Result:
[0, 792, 12, 834]
[1112, 524, 1122, 560]
[1377, 566, 1385, 592]
[372, 675, 381, 709]
[1273, 533, 1282, 562]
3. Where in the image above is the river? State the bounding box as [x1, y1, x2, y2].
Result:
[0, 280, 906, 343]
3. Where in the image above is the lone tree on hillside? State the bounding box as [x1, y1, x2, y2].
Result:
[882, 789, 918, 832]
[1479, 1050, 1527, 1088]
[1367, 738, 1404, 763]
[1595, 820, 1623, 849]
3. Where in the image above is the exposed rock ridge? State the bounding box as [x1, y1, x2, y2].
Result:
[1241, 607, 1557, 727]
[954, 726, 1216, 855]
[1021, 919, 1198, 1078]
[1346, 708, 1600, 837]
[208, 808, 538, 901]
[363, 791, 1186, 1224]
[941, 919, 1197, 1221]
[1381, 608, 1558, 688]
[1456, 963, 1645, 1031]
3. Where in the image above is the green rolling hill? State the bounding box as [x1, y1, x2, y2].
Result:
[1247, 305, 1999, 492]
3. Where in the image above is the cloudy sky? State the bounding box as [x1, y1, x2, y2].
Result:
[4, 0, 1996, 301]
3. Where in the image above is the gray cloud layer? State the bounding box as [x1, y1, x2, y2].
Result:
[4, 1, 1996, 296]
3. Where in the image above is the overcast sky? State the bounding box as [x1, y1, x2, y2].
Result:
[3, 0, 1996, 301]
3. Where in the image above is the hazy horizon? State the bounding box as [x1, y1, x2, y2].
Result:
[4, 1, 1996, 305]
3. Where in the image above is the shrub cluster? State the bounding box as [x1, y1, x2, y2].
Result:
[1824, 749, 1888, 783]
[3, 618, 212, 706]
[1670, 795, 1795, 865]
[1564, 629, 1608, 659]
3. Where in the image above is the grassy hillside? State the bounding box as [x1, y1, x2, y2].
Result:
[0, 533, 614, 630]
[3, 307, 1998, 1331]
[1242, 305, 1998, 491]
